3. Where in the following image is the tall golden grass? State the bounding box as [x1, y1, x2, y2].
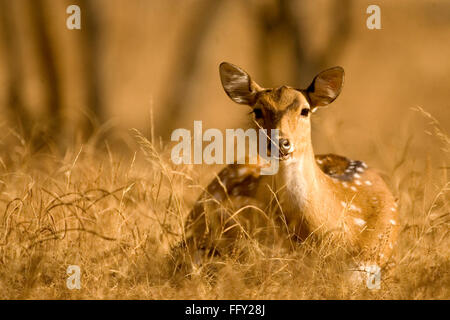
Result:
[0, 106, 448, 299]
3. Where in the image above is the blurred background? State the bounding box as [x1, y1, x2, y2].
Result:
[0, 1, 448, 300]
[0, 0, 449, 164]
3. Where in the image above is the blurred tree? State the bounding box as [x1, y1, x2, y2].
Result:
[0, 1, 31, 137]
[0, 0, 103, 149]
[77, 0, 104, 140]
[28, 0, 64, 143]
[157, 0, 225, 138]
[158, 0, 352, 139]
[0, 0, 351, 145]
[254, 0, 352, 86]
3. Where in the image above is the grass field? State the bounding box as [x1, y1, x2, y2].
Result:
[0, 106, 448, 300]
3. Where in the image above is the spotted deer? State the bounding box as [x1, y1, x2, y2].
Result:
[174, 62, 399, 281]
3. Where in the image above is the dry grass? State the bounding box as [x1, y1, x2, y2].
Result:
[0, 108, 448, 300]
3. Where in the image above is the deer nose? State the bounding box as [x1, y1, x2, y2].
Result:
[279, 138, 291, 153]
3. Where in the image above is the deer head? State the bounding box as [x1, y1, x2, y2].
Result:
[219, 62, 344, 161]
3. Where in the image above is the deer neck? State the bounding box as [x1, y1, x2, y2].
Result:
[274, 140, 342, 235]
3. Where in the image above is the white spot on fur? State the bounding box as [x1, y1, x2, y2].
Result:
[237, 167, 249, 176]
[365, 180, 372, 186]
[349, 204, 362, 212]
[390, 207, 396, 212]
[353, 217, 366, 226]
[362, 162, 368, 168]
[354, 173, 361, 179]
[389, 219, 397, 225]
[389, 243, 393, 249]
[317, 159, 323, 164]
[350, 186, 357, 192]
[355, 180, 362, 186]
[342, 182, 348, 188]
[227, 170, 236, 178]
[341, 201, 347, 208]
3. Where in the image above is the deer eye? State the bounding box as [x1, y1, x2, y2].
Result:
[253, 108, 263, 119]
[300, 108, 310, 117]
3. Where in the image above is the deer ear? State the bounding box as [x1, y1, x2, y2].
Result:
[219, 62, 261, 106]
[307, 66, 344, 108]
